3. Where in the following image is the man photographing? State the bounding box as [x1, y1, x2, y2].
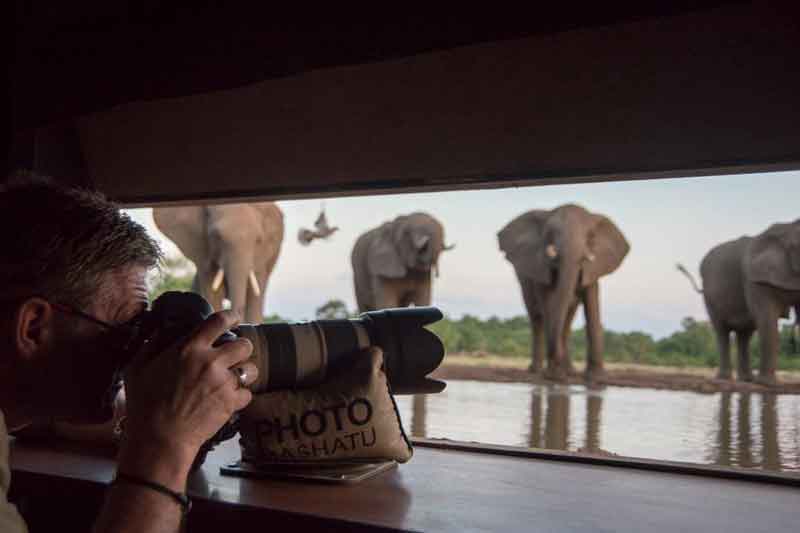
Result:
[0, 178, 259, 532]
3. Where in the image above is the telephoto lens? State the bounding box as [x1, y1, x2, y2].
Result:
[237, 306, 446, 395]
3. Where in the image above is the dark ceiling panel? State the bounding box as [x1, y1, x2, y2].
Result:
[62, 3, 800, 205]
[12, 3, 736, 131]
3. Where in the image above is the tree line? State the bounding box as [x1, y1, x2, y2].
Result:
[312, 301, 800, 371]
[427, 315, 800, 371]
[150, 269, 800, 370]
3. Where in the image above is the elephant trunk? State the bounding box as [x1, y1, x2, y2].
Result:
[221, 250, 257, 324]
[544, 257, 581, 379]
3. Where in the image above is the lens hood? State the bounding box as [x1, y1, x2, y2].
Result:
[359, 307, 447, 394]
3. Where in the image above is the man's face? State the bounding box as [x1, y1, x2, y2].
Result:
[33, 266, 149, 423]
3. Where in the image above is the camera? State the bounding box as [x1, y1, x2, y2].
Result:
[123, 291, 446, 395]
[113, 291, 446, 468]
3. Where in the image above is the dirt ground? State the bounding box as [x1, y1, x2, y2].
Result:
[433, 353, 800, 394]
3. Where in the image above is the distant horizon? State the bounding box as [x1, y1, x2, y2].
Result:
[126, 170, 800, 340]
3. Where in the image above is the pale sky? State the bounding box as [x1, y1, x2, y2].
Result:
[126, 170, 800, 338]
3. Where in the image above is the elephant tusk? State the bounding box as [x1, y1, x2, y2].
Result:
[249, 270, 261, 296]
[211, 269, 225, 292]
[443, 243, 456, 251]
[585, 253, 596, 263]
[546, 244, 558, 259]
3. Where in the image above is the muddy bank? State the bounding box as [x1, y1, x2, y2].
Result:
[431, 364, 800, 394]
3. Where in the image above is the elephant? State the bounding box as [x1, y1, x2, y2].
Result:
[677, 219, 800, 385]
[498, 204, 630, 382]
[153, 202, 284, 324]
[351, 212, 453, 312]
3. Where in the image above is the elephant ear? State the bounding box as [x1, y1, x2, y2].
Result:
[152, 205, 208, 264]
[581, 214, 630, 287]
[498, 210, 552, 284]
[368, 223, 407, 278]
[748, 221, 800, 291]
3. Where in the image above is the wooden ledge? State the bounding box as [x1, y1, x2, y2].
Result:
[9, 436, 800, 532]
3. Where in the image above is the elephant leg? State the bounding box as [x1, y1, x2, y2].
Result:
[414, 277, 432, 306]
[582, 282, 605, 381]
[519, 276, 543, 373]
[531, 319, 545, 374]
[735, 329, 755, 382]
[750, 290, 782, 386]
[373, 279, 402, 309]
[756, 316, 780, 386]
[561, 301, 580, 376]
[399, 293, 414, 307]
[714, 327, 733, 380]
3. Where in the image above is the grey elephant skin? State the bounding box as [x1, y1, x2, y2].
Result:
[352, 212, 452, 312]
[681, 219, 800, 385]
[498, 204, 629, 382]
[153, 203, 284, 324]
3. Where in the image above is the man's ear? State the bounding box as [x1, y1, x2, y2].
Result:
[14, 297, 56, 359]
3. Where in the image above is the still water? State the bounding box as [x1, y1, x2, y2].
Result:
[394, 380, 800, 473]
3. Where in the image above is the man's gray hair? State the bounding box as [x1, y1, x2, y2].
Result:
[0, 175, 163, 309]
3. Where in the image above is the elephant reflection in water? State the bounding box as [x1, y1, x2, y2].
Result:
[411, 395, 427, 439]
[711, 392, 781, 471]
[407, 388, 602, 451]
[528, 388, 604, 453]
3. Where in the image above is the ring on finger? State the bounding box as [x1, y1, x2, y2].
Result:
[230, 366, 248, 389]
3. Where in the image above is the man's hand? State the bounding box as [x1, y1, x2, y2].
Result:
[117, 310, 258, 490]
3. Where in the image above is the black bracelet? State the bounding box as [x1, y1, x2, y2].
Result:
[113, 472, 192, 516]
